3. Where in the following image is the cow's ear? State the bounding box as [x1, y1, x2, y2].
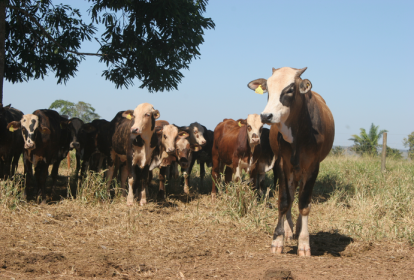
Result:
[177, 126, 190, 133]
[7, 121, 21, 132]
[178, 131, 189, 139]
[122, 110, 134, 120]
[41, 127, 51, 134]
[299, 79, 312, 94]
[247, 78, 268, 94]
[152, 109, 160, 119]
[237, 119, 247, 127]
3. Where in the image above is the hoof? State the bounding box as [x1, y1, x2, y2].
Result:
[126, 195, 134, 206]
[271, 246, 283, 254]
[140, 198, 147, 206]
[211, 192, 217, 200]
[298, 248, 311, 257]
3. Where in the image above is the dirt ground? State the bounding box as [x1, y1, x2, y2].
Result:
[1, 197, 413, 280]
[1, 165, 413, 280]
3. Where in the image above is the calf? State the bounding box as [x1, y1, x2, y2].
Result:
[106, 103, 160, 205]
[149, 120, 191, 199]
[8, 109, 66, 202]
[0, 104, 24, 179]
[248, 66, 335, 256]
[176, 122, 211, 193]
[249, 127, 277, 196]
[211, 114, 263, 198]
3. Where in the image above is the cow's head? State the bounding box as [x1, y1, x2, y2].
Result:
[156, 124, 179, 154]
[247, 67, 311, 125]
[239, 114, 263, 146]
[178, 122, 206, 150]
[123, 103, 160, 135]
[7, 114, 51, 150]
[175, 132, 191, 169]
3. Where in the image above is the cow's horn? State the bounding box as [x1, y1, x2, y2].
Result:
[297, 67, 307, 77]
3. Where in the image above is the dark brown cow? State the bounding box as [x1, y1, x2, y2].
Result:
[8, 109, 66, 202]
[0, 104, 23, 179]
[211, 114, 263, 198]
[107, 103, 160, 205]
[248, 66, 335, 256]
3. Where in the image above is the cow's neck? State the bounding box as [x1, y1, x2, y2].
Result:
[280, 91, 314, 169]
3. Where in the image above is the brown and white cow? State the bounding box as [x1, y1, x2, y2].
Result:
[7, 109, 66, 203]
[211, 114, 264, 198]
[107, 103, 160, 205]
[149, 120, 190, 200]
[248, 67, 335, 256]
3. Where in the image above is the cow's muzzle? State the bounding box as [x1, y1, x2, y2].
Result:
[70, 142, 80, 149]
[131, 127, 141, 134]
[260, 113, 273, 124]
[25, 143, 36, 150]
[179, 158, 189, 169]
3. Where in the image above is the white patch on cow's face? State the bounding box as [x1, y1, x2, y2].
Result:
[246, 114, 263, 146]
[21, 114, 39, 150]
[262, 67, 298, 123]
[190, 122, 206, 146]
[130, 103, 157, 135]
[162, 125, 178, 153]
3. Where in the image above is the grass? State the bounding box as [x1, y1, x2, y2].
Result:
[1, 153, 414, 245]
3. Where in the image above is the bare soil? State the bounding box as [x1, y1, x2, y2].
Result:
[1, 168, 413, 279]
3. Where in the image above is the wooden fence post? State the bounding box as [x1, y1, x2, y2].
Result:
[381, 132, 387, 172]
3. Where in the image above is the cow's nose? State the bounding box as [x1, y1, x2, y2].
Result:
[252, 137, 259, 143]
[71, 142, 80, 149]
[167, 147, 174, 154]
[201, 140, 206, 145]
[131, 128, 139, 134]
[261, 113, 273, 123]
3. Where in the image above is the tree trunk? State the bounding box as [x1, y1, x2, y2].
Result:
[0, 0, 6, 105]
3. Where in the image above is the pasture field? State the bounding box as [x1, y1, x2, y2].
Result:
[0, 155, 413, 279]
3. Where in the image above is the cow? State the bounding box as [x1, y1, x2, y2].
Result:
[148, 120, 191, 200]
[176, 122, 210, 193]
[249, 127, 277, 197]
[7, 109, 67, 203]
[77, 119, 109, 177]
[0, 104, 24, 179]
[211, 114, 264, 198]
[61, 118, 84, 175]
[248, 66, 335, 256]
[105, 103, 160, 205]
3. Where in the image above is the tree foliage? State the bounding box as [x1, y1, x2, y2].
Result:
[349, 123, 387, 155]
[403, 132, 414, 160]
[385, 146, 402, 159]
[49, 99, 100, 123]
[330, 146, 345, 156]
[0, 0, 215, 103]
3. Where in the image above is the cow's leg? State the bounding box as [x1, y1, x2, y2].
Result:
[271, 159, 294, 254]
[75, 150, 81, 177]
[158, 167, 167, 200]
[120, 163, 128, 197]
[23, 154, 32, 200]
[296, 163, 319, 257]
[211, 150, 223, 199]
[199, 160, 206, 187]
[11, 151, 22, 177]
[139, 165, 150, 206]
[3, 155, 13, 180]
[224, 166, 232, 184]
[183, 166, 191, 194]
[50, 161, 60, 198]
[105, 151, 116, 191]
[35, 162, 49, 204]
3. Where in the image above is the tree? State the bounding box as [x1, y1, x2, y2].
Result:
[403, 132, 414, 160]
[330, 146, 345, 156]
[385, 146, 402, 159]
[49, 99, 100, 123]
[0, 0, 215, 103]
[349, 123, 387, 155]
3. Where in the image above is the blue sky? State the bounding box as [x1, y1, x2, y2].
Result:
[4, 0, 414, 149]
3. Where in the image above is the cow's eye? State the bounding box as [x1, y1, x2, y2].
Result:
[164, 135, 167, 139]
[145, 113, 150, 117]
[286, 87, 294, 94]
[247, 125, 252, 132]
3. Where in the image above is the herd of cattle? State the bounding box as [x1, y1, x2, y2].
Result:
[1, 67, 334, 256]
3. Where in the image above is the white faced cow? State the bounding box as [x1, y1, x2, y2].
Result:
[248, 67, 335, 256]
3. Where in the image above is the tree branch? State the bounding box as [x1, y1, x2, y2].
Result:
[7, 5, 105, 57]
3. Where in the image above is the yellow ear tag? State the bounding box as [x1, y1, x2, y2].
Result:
[255, 85, 264, 95]
[238, 121, 242, 127]
[9, 127, 14, 132]
[182, 133, 186, 136]
[126, 114, 132, 120]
